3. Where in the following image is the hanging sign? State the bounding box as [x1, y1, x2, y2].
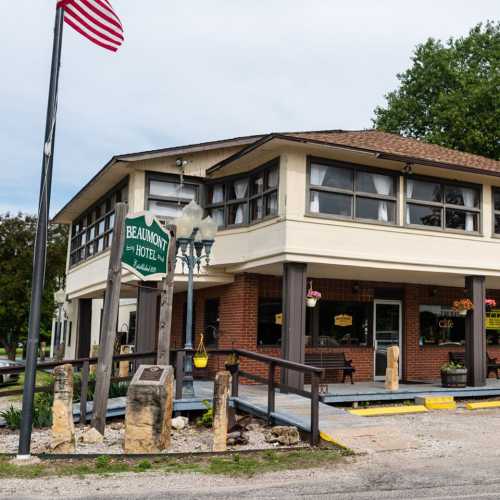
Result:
[486, 310, 500, 329]
[275, 313, 283, 325]
[121, 211, 170, 281]
[334, 314, 353, 327]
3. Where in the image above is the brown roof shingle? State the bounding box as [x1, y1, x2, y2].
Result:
[285, 130, 500, 173]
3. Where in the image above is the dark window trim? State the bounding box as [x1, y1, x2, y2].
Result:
[305, 156, 400, 226]
[205, 158, 280, 229]
[70, 177, 129, 268]
[404, 174, 482, 235]
[492, 187, 500, 238]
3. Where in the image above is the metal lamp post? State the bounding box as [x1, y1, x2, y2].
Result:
[54, 288, 66, 360]
[175, 201, 217, 397]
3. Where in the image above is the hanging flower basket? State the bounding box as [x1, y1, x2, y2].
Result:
[452, 298, 473, 317]
[485, 298, 497, 312]
[306, 289, 322, 308]
[193, 334, 208, 368]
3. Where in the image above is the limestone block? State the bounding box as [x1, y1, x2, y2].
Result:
[212, 370, 231, 452]
[119, 345, 132, 378]
[171, 416, 188, 430]
[264, 426, 300, 445]
[124, 365, 174, 453]
[79, 427, 104, 444]
[51, 364, 76, 453]
[385, 346, 400, 391]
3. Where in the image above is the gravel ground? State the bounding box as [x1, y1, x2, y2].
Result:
[3, 404, 500, 498]
[0, 420, 304, 455]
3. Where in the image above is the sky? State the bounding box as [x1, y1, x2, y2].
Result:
[0, 1, 498, 216]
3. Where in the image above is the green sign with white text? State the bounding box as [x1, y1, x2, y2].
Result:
[121, 212, 170, 281]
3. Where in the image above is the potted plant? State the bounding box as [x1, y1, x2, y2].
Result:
[452, 298, 474, 316]
[485, 298, 497, 312]
[306, 289, 322, 308]
[224, 352, 239, 374]
[440, 361, 467, 388]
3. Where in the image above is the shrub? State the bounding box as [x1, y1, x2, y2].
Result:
[196, 400, 213, 428]
[33, 392, 53, 428]
[0, 406, 22, 430]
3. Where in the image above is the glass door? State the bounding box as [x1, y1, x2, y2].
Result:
[374, 300, 402, 381]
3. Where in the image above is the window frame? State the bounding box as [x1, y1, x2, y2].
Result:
[205, 158, 280, 229]
[145, 172, 200, 220]
[306, 156, 399, 226]
[69, 178, 129, 268]
[404, 175, 482, 235]
[492, 187, 500, 237]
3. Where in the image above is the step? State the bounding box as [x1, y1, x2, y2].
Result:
[415, 395, 456, 410]
[466, 400, 500, 410]
[349, 405, 428, 417]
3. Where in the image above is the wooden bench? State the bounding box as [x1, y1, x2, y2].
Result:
[305, 352, 355, 384]
[449, 352, 500, 379]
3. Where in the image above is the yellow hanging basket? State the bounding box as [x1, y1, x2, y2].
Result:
[193, 334, 208, 369]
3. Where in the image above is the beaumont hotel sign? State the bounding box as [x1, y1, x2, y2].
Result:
[121, 212, 171, 281]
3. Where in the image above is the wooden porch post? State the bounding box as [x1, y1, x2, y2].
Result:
[281, 262, 307, 391]
[465, 275, 486, 387]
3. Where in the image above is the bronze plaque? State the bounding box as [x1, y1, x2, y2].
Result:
[139, 366, 164, 382]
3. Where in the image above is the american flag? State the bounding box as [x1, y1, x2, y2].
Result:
[57, 0, 124, 52]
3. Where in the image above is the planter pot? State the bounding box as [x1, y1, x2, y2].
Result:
[441, 368, 467, 388]
[225, 363, 239, 375]
[458, 309, 468, 317]
[193, 354, 208, 369]
[306, 297, 318, 308]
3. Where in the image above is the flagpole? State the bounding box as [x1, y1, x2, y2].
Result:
[18, 6, 65, 459]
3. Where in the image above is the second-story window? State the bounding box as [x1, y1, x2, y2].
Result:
[147, 174, 199, 220]
[493, 188, 500, 235]
[406, 178, 480, 233]
[205, 160, 279, 228]
[308, 159, 397, 224]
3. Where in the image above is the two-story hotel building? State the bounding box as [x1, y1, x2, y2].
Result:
[53, 130, 500, 388]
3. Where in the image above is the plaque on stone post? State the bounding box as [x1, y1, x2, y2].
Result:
[124, 365, 174, 453]
[51, 364, 76, 452]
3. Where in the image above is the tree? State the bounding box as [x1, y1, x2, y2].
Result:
[0, 213, 67, 360]
[373, 21, 500, 160]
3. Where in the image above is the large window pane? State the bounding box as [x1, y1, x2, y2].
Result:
[228, 203, 246, 225]
[495, 214, 500, 234]
[356, 197, 395, 223]
[149, 180, 196, 200]
[407, 204, 442, 227]
[445, 185, 479, 208]
[494, 190, 500, 212]
[420, 305, 465, 345]
[149, 200, 184, 218]
[310, 190, 352, 216]
[257, 301, 282, 346]
[357, 172, 394, 196]
[208, 207, 225, 227]
[407, 179, 442, 202]
[250, 197, 264, 221]
[228, 179, 248, 200]
[207, 184, 225, 204]
[251, 174, 264, 196]
[265, 192, 278, 216]
[445, 209, 478, 232]
[267, 167, 279, 189]
[310, 163, 353, 190]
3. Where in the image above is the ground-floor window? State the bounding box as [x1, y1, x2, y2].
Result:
[307, 301, 371, 347]
[257, 300, 282, 346]
[204, 298, 219, 347]
[419, 305, 465, 345]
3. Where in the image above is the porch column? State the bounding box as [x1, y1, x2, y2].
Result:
[465, 275, 486, 387]
[281, 262, 307, 391]
[136, 282, 158, 364]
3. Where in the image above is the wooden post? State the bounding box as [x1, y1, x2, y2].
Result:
[91, 203, 127, 434]
[310, 372, 320, 446]
[157, 225, 177, 366]
[79, 360, 89, 425]
[212, 370, 231, 452]
[267, 362, 276, 424]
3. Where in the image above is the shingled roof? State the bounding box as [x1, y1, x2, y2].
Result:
[285, 130, 499, 173]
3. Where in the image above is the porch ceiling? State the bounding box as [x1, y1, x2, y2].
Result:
[240, 261, 500, 289]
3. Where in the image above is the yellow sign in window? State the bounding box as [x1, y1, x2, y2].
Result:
[334, 314, 353, 327]
[486, 310, 500, 329]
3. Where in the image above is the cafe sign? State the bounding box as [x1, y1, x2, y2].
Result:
[486, 310, 500, 330]
[334, 314, 353, 327]
[122, 212, 170, 281]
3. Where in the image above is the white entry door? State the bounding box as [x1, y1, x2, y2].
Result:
[374, 300, 402, 381]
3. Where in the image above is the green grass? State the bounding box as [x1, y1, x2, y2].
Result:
[0, 370, 53, 397]
[0, 448, 351, 479]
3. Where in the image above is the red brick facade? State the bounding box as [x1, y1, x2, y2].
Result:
[170, 273, 500, 383]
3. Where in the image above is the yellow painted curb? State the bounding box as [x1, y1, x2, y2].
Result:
[319, 431, 350, 450]
[415, 395, 456, 410]
[466, 401, 500, 410]
[349, 405, 428, 417]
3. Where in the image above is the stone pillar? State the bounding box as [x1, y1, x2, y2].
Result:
[465, 275, 487, 387]
[385, 346, 399, 391]
[124, 365, 174, 453]
[212, 371, 231, 452]
[51, 364, 76, 452]
[281, 263, 307, 390]
[119, 345, 132, 378]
